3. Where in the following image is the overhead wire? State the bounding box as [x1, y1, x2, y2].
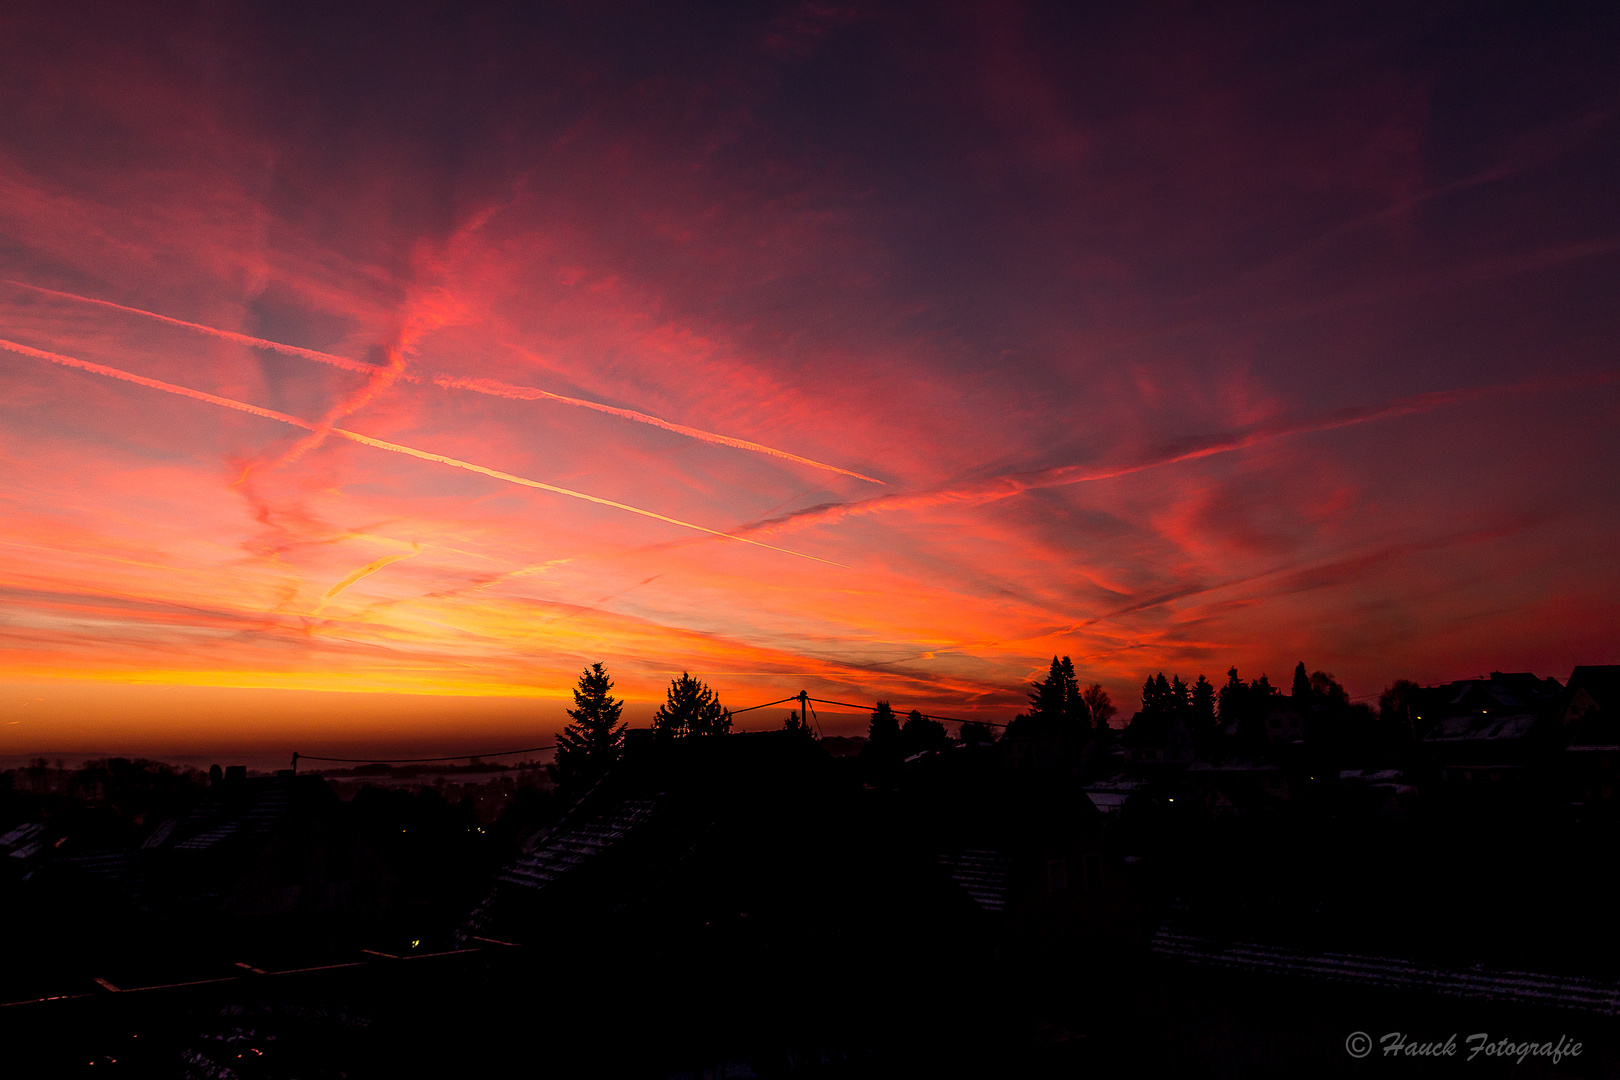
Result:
[290, 692, 1008, 767]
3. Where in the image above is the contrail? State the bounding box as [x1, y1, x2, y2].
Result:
[1079, 516, 1549, 626]
[0, 337, 842, 566]
[324, 551, 419, 599]
[736, 373, 1614, 538]
[1, 279, 380, 373]
[0, 279, 883, 483]
[431, 374, 885, 483]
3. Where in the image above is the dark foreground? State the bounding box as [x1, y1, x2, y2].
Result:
[6, 726, 1620, 1077]
[6, 945, 1618, 1078]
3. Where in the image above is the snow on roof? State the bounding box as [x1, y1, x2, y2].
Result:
[1187, 758, 1278, 772]
[1085, 791, 1128, 814]
[496, 796, 661, 894]
[0, 822, 43, 849]
[1422, 712, 1538, 742]
[174, 821, 239, 852]
[1340, 769, 1403, 783]
[938, 849, 1010, 913]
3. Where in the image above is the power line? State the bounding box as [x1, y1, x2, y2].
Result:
[727, 695, 800, 715]
[290, 690, 1008, 770]
[806, 697, 1007, 728]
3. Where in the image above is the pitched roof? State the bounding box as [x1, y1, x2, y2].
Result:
[495, 796, 660, 894]
[1421, 712, 1539, 742]
[1567, 666, 1620, 714]
[937, 849, 1010, 912]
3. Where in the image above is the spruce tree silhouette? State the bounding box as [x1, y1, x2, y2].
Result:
[868, 700, 899, 746]
[1217, 667, 1247, 728]
[1169, 674, 1191, 716]
[782, 708, 815, 739]
[1189, 674, 1216, 751]
[1028, 656, 1068, 721]
[1291, 661, 1312, 702]
[651, 672, 731, 739]
[1057, 656, 1086, 727]
[899, 709, 950, 756]
[1191, 674, 1215, 730]
[862, 700, 901, 771]
[553, 662, 625, 796]
[1141, 672, 1175, 716]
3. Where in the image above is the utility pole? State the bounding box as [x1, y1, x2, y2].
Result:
[799, 689, 809, 732]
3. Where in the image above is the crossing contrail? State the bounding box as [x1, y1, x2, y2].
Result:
[0, 337, 843, 566]
[736, 372, 1616, 537]
[0, 279, 884, 484]
[1, 279, 380, 373]
[430, 373, 885, 484]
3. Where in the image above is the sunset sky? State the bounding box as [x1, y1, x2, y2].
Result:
[2, 2, 1617, 760]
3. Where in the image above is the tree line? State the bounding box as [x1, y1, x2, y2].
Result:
[550, 655, 1420, 795]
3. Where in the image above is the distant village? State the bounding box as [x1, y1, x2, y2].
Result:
[1, 660, 1616, 1074]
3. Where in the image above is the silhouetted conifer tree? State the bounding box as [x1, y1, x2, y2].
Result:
[1217, 667, 1247, 727]
[651, 672, 731, 739]
[868, 701, 899, 745]
[1142, 672, 1176, 716]
[553, 662, 624, 795]
[782, 709, 815, 739]
[1291, 661, 1312, 702]
[1057, 656, 1087, 727]
[899, 709, 950, 756]
[1029, 657, 1069, 721]
[861, 700, 903, 778]
[1169, 674, 1191, 716]
[1191, 674, 1215, 731]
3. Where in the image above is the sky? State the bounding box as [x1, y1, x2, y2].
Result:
[1, 1, 1617, 760]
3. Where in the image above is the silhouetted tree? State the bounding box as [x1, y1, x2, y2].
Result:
[1380, 678, 1422, 738]
[900, 709, 950, 756]
[1057, 657, 1086, 726]
[1291, 661, 1312, 702]
[1217, 667, 1247, 728]
[553, 663, 625, 795]
[1191, 674, 1216, 733]
[782, 709, 815, 740]
[958, 720, 997, 748]
[1224, 671, 1279, 749]
[861, 701, 902, 773]
[1169, 674, 1191, 716]
[1142, 672, 1177, 716]
[1310, 670, 1349, 708]
[651, 672, 731, 739]
[1029, 657, 1069, 721]
[1082, 684, 1116, 729]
